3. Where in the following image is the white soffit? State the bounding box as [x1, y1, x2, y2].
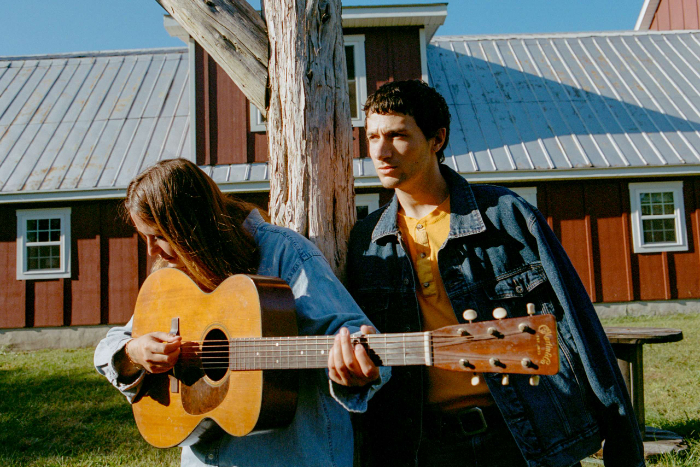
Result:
[635, 0, 661, 30]
[342, 4, 448, 40]
[164, 4, 449, 42]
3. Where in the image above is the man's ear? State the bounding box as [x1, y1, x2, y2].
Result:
[432, 128, 447, 153]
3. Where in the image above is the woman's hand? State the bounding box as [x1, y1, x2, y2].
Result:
[125, 332, 182, 374]
[328, 325, 380, 387]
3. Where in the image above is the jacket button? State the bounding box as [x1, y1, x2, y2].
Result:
[404, 278, 410, 285]
[515, 285, 524, 294]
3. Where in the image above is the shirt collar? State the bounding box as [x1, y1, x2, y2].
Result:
[371, 165, 486, 243]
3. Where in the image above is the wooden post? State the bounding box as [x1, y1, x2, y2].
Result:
[263, 0, 355, 279]
[156, 0, 355, 278]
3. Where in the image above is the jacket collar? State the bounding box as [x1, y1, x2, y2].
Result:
[371, 165, 486, 243]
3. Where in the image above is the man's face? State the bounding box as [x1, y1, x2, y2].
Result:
[366, 112, 442, 192]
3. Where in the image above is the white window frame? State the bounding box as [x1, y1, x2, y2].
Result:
[250, 34, 367, 131]
[511, 187, 537, 208]
[355, 193, 380, 219]
[16, 208, 72, 280]
[629, 182, 688, 254]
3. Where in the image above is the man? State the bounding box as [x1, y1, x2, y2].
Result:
[346, 80, 644, 467]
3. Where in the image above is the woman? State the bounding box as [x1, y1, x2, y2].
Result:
[95, 159, 387, 467]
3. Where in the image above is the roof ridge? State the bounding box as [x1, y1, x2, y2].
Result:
[431, 29, 700, 42]
[0, 47, 188, 62]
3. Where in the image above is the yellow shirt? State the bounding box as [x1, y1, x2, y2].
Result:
[398, 197, 493, 411]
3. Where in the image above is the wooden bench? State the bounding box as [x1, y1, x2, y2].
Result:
[604, 326, 683, 448]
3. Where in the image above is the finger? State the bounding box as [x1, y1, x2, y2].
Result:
[338, 328, 360, 373]
[354, 344, 380, 380]
[360, 325, 377, 335]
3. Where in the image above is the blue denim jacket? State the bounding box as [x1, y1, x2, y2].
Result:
[347, 166, 644, 467]
[95, 209, 389, 467]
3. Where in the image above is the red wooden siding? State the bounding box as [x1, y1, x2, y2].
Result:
[533, 177, 700, 304]
[0, 200, 141, 329]
[194, 27, 423, 163]
[650, 0, 700, 29]
[0, 205, 25, 328]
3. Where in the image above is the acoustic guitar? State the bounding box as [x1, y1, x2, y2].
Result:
[130, 268, 559, 448]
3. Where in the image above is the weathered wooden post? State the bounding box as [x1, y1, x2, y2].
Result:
[263, 0, 355, 280]
[155, 0, 355, 279]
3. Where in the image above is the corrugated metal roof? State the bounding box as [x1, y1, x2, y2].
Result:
[5, 29, 700, 201]
[0, 47, 192, 201]
[419, 30, 700, 182]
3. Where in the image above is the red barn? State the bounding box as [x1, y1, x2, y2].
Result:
[2, 3, 700, 348]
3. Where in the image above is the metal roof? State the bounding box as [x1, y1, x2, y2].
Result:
[0, 48, 192, 202]
[5, 29, 700, 201]
[421, 30, 700, 182]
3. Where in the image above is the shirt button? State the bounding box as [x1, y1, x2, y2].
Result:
[423, 282, 430, 288]
[420, 252, 426, 258]
[208, 454, 214, 460]
[416, 224, 424, 230]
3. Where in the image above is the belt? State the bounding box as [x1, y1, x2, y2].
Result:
[422, 405, 501, 441]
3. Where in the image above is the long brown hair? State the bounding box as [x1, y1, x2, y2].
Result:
[125, 159, 260, 291]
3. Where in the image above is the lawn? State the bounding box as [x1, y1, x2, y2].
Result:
[0, 313, 697, 466]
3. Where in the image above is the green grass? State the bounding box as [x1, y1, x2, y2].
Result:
[598, 313, 700, 467]
[0, 313, 698, 466]
[0, 347, 179, 467]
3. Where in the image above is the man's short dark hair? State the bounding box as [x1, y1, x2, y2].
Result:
[364, 80, 451, 163]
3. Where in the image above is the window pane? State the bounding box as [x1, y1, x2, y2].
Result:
[38, 230, 49, 242]
[27, 230, 37, 242]
[26, 245, 61, 270]
[642, 218, 677, 244]
[345, 45, 356, 80]
[651, 192, 662, 203]
[50, 229, 60, 242]
[348, 78, 358, 119]
[50, 218, 60, 230]
[39, 219, 49, 230]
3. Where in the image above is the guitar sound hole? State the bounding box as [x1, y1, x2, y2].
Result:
[202, 328, 229, 382]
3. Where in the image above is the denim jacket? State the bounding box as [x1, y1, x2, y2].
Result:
[347, 166, 644, 467]
[95, 209, 389, 467]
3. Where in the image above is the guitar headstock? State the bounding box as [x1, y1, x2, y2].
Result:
[431, 310, 558, 378]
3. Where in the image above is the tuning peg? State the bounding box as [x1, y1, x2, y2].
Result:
[471, 374, 480, 386]
[526, 303, 536, 316]
[518, 322, 535, 334]
[529, 375, 540, 386]
[492, 307, 507, 320]
[462, 309, 477, 322]
[501, 375, 510, 386]
[521, 358, 534, 369]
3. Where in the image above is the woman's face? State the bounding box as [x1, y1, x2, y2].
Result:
[130, 212, 185, 270]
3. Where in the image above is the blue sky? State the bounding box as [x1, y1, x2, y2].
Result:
[2, 0, 646, 57]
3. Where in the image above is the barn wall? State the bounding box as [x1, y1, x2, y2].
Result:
[0, 200, 140, 329]
[531, 176, 700, 304]
[650, 0, 700, 29]
[194, 26, 424, 164]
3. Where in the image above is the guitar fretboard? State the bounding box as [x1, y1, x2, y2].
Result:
[203, 332, 432, 370]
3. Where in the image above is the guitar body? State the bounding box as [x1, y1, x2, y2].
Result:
[131, 268, 298, 448]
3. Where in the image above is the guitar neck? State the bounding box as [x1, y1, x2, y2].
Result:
[220, 332, 430, 371]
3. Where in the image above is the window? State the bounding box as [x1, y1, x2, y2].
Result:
[356, 193, 380, 220]
[629, 182, 688, 253]
[16, 208, 71, 280]
[250, 34, 367, 131]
